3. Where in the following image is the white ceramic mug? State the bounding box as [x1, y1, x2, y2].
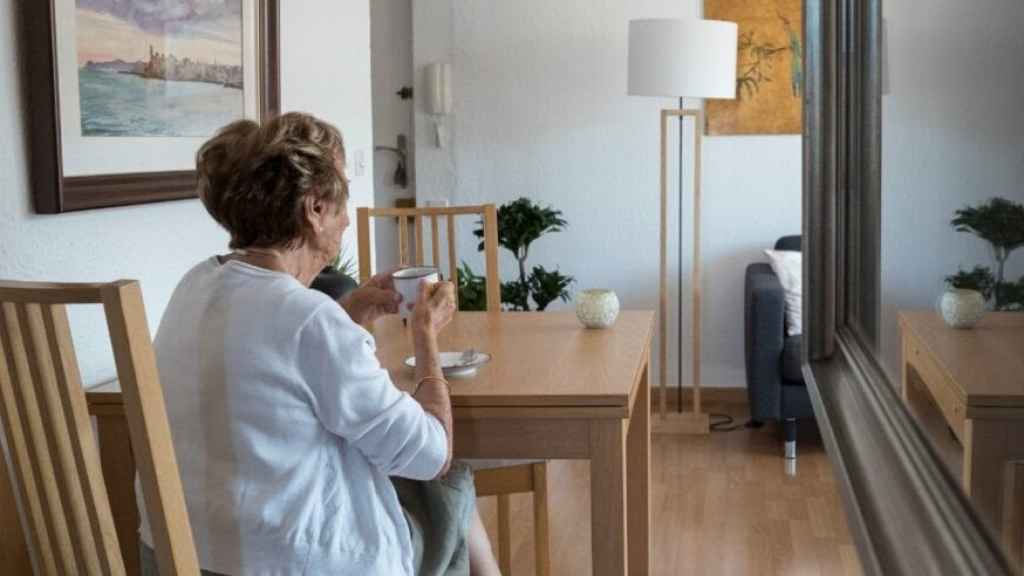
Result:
[393, 267, 440, 320]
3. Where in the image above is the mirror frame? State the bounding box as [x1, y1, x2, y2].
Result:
[801, 0, 1012, 573]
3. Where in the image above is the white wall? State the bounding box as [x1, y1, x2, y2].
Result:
[0, 0, 375, 385]
[370, 0, 415, 273]
[412, 0, 802, 389]
[880, 0, 1024, 380]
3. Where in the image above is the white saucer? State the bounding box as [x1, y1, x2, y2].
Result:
[404, 351, 492, 379]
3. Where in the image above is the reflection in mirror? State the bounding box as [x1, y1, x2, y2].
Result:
[880, 0, 1024, 569]
[805, 0, 1018, 571]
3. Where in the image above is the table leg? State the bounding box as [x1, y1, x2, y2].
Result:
[590, 418, 628, 575]
[96, 414, 140, 576]
[1002, 460, 1024, 574]
[627, 367, 651, 574]
[963, 419, 1024, 538]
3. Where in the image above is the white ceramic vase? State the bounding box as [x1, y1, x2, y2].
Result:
[939, 288, 986, 329]
[576, 289, 620, 329]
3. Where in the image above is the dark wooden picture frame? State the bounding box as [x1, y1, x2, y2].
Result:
[23, 1, 280, 214]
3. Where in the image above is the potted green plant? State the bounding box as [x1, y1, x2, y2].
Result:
[940, 266, 993, 328]
[951, 197, 1024, 310]
[459, 198, 574, 311]
[456, 262, 488, 311]
[310, 253, 358, 300]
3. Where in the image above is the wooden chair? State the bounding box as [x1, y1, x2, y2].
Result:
[357, 205, 550, 575]
[0, 280, 199, 575]
[357, 205, 502, 310]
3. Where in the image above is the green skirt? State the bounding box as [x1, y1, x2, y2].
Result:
[393, 461, 476, 576]
[140, 463, 476, 575]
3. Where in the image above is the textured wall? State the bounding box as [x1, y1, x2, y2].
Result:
[880, 0, 1024, 380]
[412, 0, 802, 389]
[0, 0, 375, 385]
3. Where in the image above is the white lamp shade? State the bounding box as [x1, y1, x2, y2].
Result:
[628, 18, 738, 99]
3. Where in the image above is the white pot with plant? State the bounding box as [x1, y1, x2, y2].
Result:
[939, 267, 992, 329]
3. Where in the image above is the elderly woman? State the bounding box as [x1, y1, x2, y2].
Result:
[138, 112, 501, 575]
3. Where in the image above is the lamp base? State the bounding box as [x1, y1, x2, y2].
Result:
[652, 411, 710, 435]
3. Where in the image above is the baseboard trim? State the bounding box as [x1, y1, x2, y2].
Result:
[652, 386, 748, 412]
[651, 411, 711, 435]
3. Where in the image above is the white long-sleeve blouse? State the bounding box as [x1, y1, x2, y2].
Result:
[137, 258, 447, 575]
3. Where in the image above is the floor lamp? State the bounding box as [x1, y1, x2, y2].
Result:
[627, 19, 737, 434]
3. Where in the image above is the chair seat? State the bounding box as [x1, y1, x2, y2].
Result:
[781, 335, 804, 383]
[466, 459, 544, 471]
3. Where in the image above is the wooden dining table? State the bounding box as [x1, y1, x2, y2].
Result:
[86, 310, 653, 575]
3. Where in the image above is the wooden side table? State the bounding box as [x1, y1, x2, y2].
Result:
[900, 311, 1024, 565]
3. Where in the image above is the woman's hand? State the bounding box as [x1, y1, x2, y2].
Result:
[408, 280, 457, 480]
[411, 280, 456, 338]
[339, 271, 402, 326]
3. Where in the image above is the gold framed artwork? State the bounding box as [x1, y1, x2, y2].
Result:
[704, 0, 803, 135]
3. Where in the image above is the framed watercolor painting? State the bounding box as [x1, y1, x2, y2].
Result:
[24, 0, 280, 213]
[704, 0, 802, 135]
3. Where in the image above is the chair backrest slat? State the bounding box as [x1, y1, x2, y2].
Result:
[414, 215, 425, 265]
[1, 302, 79, 574]
[45, 303, 123, 574]
[20, 302, 102, 574]
[0, 304, 60, 576]
[356, 205, 501, 311]
[482, 205, 501, 312]
[431, 215, 441, 268]
[0, 279, 197, 576]
[397, 215, 409, 267]
[446, 213, 459, 307]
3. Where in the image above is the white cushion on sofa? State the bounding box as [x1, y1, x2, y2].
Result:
[764, 249, 802, 337]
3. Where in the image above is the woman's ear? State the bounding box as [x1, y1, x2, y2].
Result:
[304, 195, 326, 234]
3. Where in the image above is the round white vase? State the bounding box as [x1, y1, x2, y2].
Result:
[576, 289, 620, 329]
[939, 288, 986, 329]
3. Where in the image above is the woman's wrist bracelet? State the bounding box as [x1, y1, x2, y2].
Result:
[414, 375, 450, 395]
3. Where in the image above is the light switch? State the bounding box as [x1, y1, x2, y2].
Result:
[352, 149, 366, 178]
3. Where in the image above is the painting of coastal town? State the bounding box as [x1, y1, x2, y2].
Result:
[75, 0, 244, 137]
[704, 0, 803, 135]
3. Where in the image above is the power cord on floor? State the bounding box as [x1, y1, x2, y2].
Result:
[709, 412, 743, 432]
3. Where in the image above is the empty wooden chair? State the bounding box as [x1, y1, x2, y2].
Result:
[357, 205, 550, 575]
[0, 280, 199, 575]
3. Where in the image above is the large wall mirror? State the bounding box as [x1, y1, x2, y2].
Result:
[805, 0, 1024, 573]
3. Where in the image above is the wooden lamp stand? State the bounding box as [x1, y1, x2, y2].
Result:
[626, 18, 737, 436]
[651, 108, 710, 436]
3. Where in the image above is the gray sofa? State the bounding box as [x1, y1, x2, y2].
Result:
[744, 235, 812, 459]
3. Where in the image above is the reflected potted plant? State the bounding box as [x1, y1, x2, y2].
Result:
[952, 197, 1024, 310]
[940, 266, 993, 328]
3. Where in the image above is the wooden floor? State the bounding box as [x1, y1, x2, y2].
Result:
[476, 404, 863, 575]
